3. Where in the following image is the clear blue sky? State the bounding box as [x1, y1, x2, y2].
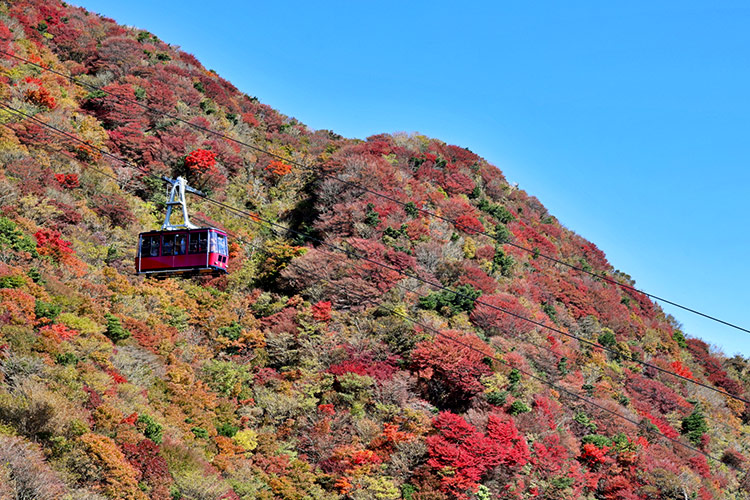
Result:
[72, 1, 750, 356]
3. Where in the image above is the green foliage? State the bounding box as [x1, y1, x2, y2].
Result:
[0, 274, 25, 289]
[364, 203, 381, 227]
[508, 368, 521, 391]
[582, 434, 612, 448]
[201, 360, 250, 397]
[557, 356, 569, 375]
[27, 268, 43, 284]
[104, 313, 130, 342]
[191, 427, 209, 439]
[55, 352, 78, 366]
[136, 414, 163, 444]
[681, 407, 708, 445]
[574, 412, 598, 432]
[0, 217, 38, 258]
[550, 476, 575, 489]
[216, 422, 238, 438]
[401, 483, 416, 500]
[598, 328, 616, 347]
[492, 247, 514, 277]
[477, 198, 514, 224]
[486, 391, 507, 406]
[34, 301, 61, 321]
[508, 400, 531, 415]
[542, 301, 557, 322]
[218, 321, 242, 341]
[673, 329, 687, 348]
[383, 225, 407, 240]
[404, 202, 419, 218]
[475, 484, 492, 500]
[418, 284, 481, 316]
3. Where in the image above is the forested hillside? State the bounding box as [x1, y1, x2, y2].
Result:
[1, 1, 749, 499]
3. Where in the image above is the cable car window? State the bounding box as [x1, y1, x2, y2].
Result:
[189, 232, 208, 254]
[217, 234, 228, 256]
[141, 235, 160, 257]
[150, 236, 160, 256]
[174, 234, 187, 256]
[162, 234, 175, 256]
[209, 232, 218, 254]
[140, 236, 150, 257]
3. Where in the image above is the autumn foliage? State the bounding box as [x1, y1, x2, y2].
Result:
[0, 2, 746, 498]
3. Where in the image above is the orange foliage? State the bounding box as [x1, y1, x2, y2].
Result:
[264, 159, 292, 176]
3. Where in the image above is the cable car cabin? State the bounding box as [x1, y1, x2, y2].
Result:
[135, 228, 229, 276]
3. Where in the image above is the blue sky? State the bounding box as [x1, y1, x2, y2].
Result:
[73, 1, 750, 356]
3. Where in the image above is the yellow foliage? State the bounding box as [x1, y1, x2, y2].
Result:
[233, 428, 258, 452]
[57, 312, 101, 335]
[462, 237, 476, 259]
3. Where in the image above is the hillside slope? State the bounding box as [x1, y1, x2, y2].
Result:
[0, 1, 749, 499]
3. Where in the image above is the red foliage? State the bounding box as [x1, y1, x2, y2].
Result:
[455, 214, 484, 235]
[311, 300, 332, 322]
[579, 443, 610, 467]
[532, 433, 568, 473]
[458, 263, 497, 294]
[426, 411, 529, 499]
[39, 323, 78, 342]
[35, 229, 74, 261]
[638, 410, 679, 439]
[54, 173, 80, 189]
[688, 455, 711, 478]
[687, 338, 745, 396]
[317, 403, 335, 416]
[469, 293, 534, 336]
[121, 439, 169, 483]
[184, 148, 217, 172]
[254, 367, 282, 385]
[670, 360, 693, 379]
[510, 221, 557, 256]
[328, 348, 399, 382]
[625, 370, 690, 414]
[411, 331, 492, 408]
[443, 171, 475, 195]
[24, 85, 56, 109]
[121, 412, 138, 426]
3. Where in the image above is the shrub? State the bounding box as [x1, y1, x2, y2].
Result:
[404, 202, 419, 218]
[681, 407, 708, 446]
[411, 331, 492, 409]
[492, 247, 514, 276]
[0, 435, 67, 498]
[486, 391, 507, 406]
[233, 429, 258, 452]
[508, 400, 531, 415]
[34, 301, 60, 321]
[597, 328, 616, 347]
[201, 360, 250, 397]
[364, 203, 380, 227]
[191, 427, 209, 439]
[418, 284, 481, 316]
[0, 217, 38, 258]
[216, 422, 238, 438]
[0, 274, 26, 289]
[136, 414, 163, 444]
[104, 313, 130, 342]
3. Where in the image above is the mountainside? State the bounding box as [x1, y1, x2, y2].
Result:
[1, 1, 749, 499]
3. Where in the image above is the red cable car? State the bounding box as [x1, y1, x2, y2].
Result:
[135, 177, 229, 276]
